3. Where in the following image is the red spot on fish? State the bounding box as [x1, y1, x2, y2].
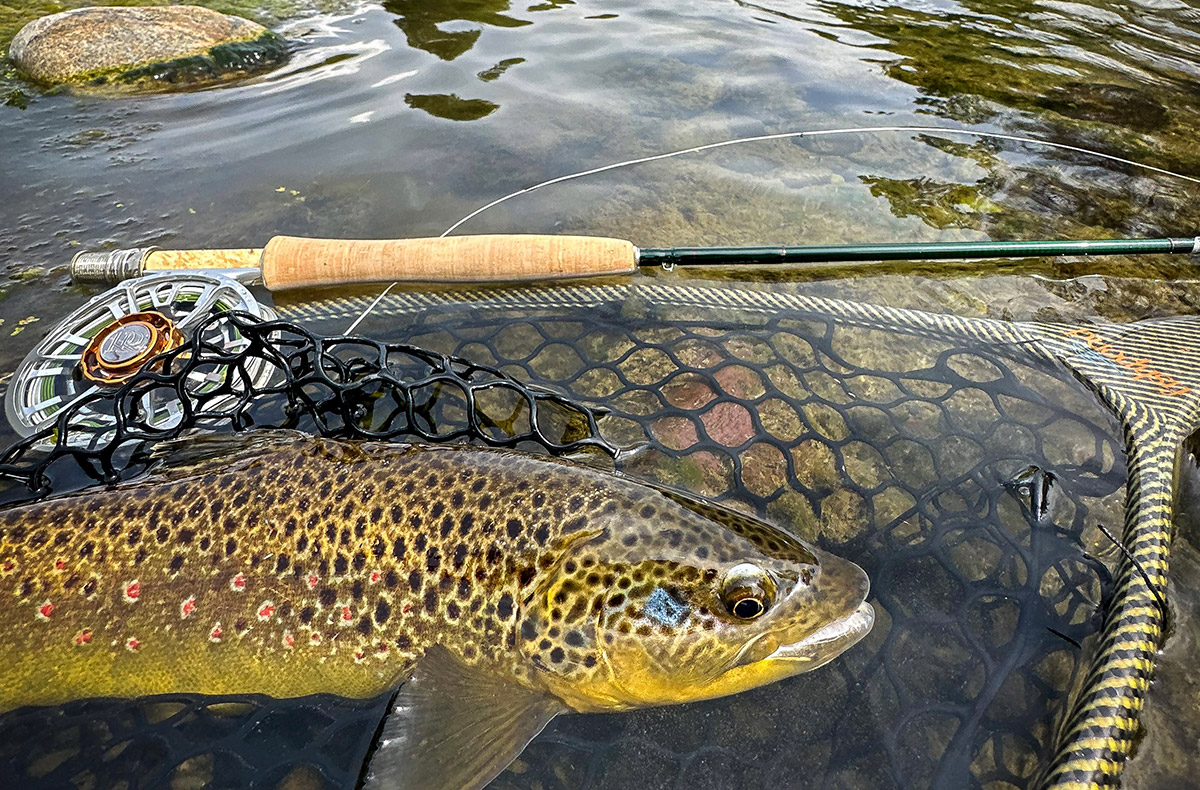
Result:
[341, 606, 353, 622]
[402, 604, 413, 613]
[283, 631, 295, 648]
[37, 600, 54, 620]
[1, 560, 14, 574]
[257, 601, 276, 620]
[307, 575, 319, 590]
[210, 623, 224, 643]
[123, 580, 141, 602]
[354, 650, 366, 663]
[309, 632, 322, 645]
[125, 637, 141, 652]
[55, 559, 66, 571]
[74, 629, 92, 646]
[181, 596, 196, 618]
[230, 574, 247, 592]
[369, 571, 382, 584]
[374, 642, 389, 656]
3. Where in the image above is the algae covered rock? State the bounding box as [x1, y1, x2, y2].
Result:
[9, 5, 288, 89]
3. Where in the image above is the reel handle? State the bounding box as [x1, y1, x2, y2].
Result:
[71, 235, 639, 290]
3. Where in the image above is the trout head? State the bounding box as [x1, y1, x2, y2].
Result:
[514, 487, 874, 713]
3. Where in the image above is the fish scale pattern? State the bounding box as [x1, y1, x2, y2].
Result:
[0, 283, 1143, 789]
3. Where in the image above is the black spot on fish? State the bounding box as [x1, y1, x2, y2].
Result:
[396, 634, 412, 650]
[447, 601, 460, 620]
[640, 505, 656, 519]
[385, 570, 399, 589]
[440, 515, 454, 539]
[521, 620, 537, 641]
[232, 491, 250, 509]
[275, 555, 290, 574]
[451, 491, 464, 508]
[409, 570, 422, 592]
[82, 578, 97, 597]
[169, 555, 185, 574]
[339, 528, 351, 547]
[426, 547, 441, 574]
[391, 537, 407, 561]
[457, 577, 472, 598]
[356, 615, 372, 636]
[431, 502, 445, 519]
[497, 593, 514, 619]
[423, 589, 438, 613]
[550, 647, 564, 663]
[319, 588, 336, 607]
[415, 533, 427, 552]
[352, 551, 366, 571]
[299, 606, 314, 624]
[334, 554, 349, 576]
[284, 517, 296, 537]
[79, 542, 94, 558]
[351, 580, 365, 600]
[354, 517, 367, 539]
[375, 598, 391, 624]
[458, 513, 474, 536]
[532, 493, 545, 508]
[372, 537, 386, 559]
[370, 506, 383, 525]
[297, 535, 308, 552]
[506, 519, 522, 539]
[486, 545, 502, 566]
[565, 631, 585, 647]
[568, 496, 585, 512]
[479, 494, 493, 509]
[518, 567, 537, 587]
[471, 479, 486, 493]
[584, 655, 597, 668]
[539, 638, 552, 650]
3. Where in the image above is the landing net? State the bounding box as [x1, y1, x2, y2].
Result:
[4, 276, 1198, 790]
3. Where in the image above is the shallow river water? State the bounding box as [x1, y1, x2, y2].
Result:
[3, 0, 1200, 788]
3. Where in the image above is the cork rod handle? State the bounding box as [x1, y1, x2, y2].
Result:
[252, 234, 637, 290]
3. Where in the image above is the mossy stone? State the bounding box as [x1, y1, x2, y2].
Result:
[9, 5, 287, 89]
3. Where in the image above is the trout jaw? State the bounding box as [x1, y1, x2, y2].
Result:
[764, 600, 875, 668]
[685, 600, 875, 703]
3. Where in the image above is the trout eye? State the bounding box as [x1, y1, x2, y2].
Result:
[720, 563, 776, 620]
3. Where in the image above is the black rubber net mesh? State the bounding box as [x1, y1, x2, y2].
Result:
[0, 281, 1128, 790]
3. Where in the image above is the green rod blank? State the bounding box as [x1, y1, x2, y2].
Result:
[637, 236, 1200, 267]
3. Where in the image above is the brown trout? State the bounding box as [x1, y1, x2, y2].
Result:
[0, 431, 873, 789]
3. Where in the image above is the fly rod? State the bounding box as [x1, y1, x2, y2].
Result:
[69, 234, 1200, 291]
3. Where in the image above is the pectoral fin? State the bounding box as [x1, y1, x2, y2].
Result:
[362, 645, 564, 790]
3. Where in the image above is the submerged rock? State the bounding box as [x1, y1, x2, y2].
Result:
[9, 5, 288, 89]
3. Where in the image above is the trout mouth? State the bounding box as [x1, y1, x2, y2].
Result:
[767, 601, 875, 668]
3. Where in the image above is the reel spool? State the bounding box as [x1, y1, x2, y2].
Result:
[5, 272, 277, 444]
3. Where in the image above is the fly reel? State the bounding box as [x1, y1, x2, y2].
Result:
[5, 272, 278, 444]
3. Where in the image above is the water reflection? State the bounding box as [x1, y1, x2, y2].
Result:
[383, 0, 532, 60]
